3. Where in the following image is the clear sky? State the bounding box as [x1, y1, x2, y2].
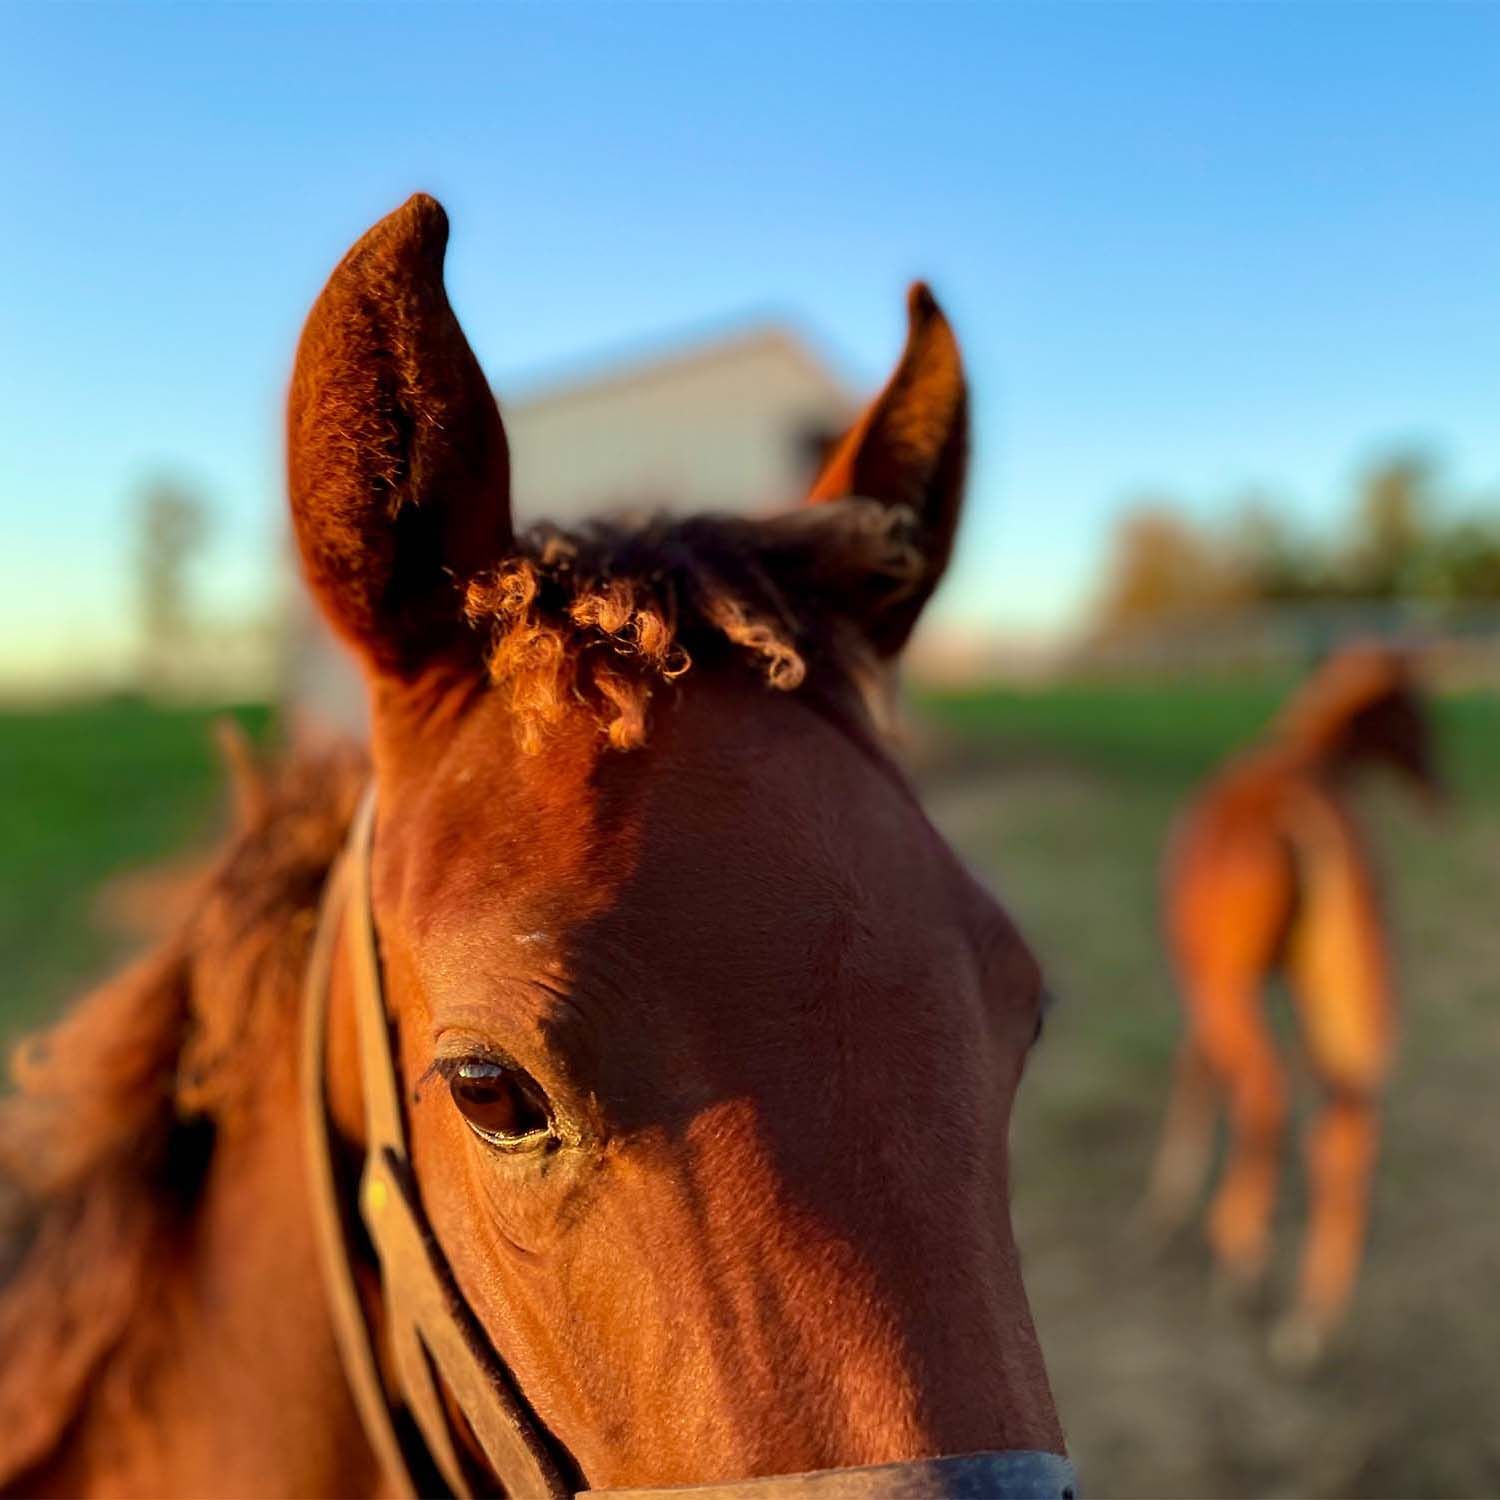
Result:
[3, 2, 1498, 683]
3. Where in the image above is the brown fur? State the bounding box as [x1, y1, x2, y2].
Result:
[0, 496, 922, 1489]
[467, 504, 921, 751]
[0, 748, 365, 1488]
[806, 284, 968, 655]
[285, 194, 512, 675]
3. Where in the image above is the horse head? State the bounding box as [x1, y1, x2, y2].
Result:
[1276, 642, 1441, 804]
[287, 195, 1065, 1493]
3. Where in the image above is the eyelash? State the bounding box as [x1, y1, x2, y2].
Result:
[427, 1052, 513, 1085]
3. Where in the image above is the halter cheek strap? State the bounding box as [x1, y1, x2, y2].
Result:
[301, 789, 570, 1500]
[302, 789, 1078, 1500]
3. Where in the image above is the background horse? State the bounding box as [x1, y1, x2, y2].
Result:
[0, 196, 1068, 1496]
[1146, 643, 1441, 1365]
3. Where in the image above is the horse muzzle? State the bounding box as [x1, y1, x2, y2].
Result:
[586, 1450, 1077, 1499]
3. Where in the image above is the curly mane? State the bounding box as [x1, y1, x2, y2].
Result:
[467, 499, 924, 752]
[0, 747, 365, 1486]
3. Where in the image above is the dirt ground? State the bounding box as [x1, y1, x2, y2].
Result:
[922, 761, 1500, 1500]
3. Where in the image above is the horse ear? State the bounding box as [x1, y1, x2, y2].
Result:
[287, 194, 511, 677]
[804, 283, 968, 656]
[212, 718, 269, 833]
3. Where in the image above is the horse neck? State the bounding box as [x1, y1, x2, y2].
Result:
[1277, 711, 1364, 787]
[24, 981, 381, 1499]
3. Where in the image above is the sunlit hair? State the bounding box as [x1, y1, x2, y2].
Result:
[0, 749, 365, 1479]
[464, 499, 924, 752]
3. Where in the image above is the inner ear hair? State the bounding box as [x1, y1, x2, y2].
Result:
[286, 194, 513, 678]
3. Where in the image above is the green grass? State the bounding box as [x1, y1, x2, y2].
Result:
[917, 678, 1294, 782]
[0, 697, 270, 1040]
[915, 678, 1500, 800]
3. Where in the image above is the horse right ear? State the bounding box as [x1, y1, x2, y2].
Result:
[803, 283, 968, 657]
[287, 195, 512, 678]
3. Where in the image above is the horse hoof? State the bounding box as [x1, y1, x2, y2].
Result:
[1268, 1312, 1328, 1372]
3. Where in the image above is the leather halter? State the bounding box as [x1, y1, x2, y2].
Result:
[302, 789, 1078, 1500]
[302, 791, 570, 1498]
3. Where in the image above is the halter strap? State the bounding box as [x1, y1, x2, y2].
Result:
[300, 845, 415, 1494]
[303, 788, 1078, 1500]
[301, 788, 570, 1500]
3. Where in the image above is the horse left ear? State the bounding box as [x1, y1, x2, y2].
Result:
[287, 194, 512, 679]
[212, 718, 269, 834]
[805, 283, 968, 655]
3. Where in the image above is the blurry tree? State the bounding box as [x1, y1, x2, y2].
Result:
[1094, 504, 1249, 628]
[1341, 455, 1433, 598]
[136, 477, 209, 693]
[1228, 496, 1320, 601]
[1415, 518, 1500, 601]
[1091, 456, 1500, 632]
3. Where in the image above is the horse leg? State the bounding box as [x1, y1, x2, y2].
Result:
[1275, 801, 1392, 1366]
[1270, 1089, 1380, 1368]
[1142, 1037, 1218, 1238]
[1199, 996, 1286, 1292]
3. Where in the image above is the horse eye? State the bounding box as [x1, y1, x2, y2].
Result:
[446, 1059, 552, 1149]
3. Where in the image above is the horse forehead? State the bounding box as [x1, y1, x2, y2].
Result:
[394, 676, 990, 967]
[419, 677, 913, 853]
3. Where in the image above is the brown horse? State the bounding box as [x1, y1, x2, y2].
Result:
[1145, 644, 1440, 1365]
[0, 197, 1070, 1497]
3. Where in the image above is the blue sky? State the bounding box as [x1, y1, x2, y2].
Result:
[3, 2, 1498, 682]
